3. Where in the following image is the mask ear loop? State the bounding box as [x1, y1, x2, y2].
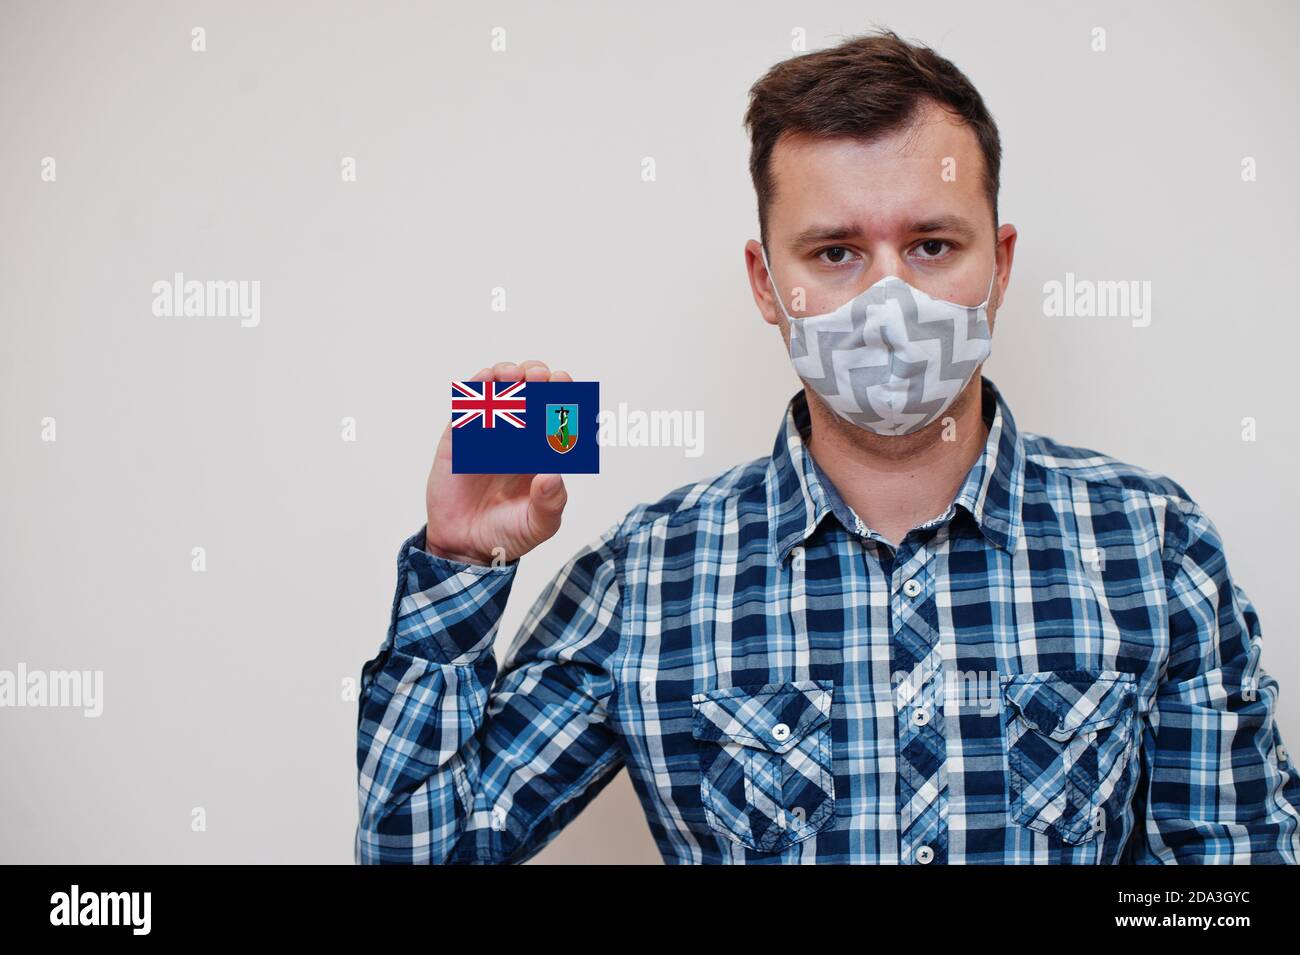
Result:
[980, 266, 998, 310]
[761, 245, 794, 322]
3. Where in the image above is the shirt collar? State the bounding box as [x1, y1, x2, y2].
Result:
[765, 375, 1025, 562]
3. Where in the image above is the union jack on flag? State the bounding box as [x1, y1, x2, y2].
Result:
[451, 380, 527, 429]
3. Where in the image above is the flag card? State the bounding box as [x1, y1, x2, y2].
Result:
[450, 380, 599, 474]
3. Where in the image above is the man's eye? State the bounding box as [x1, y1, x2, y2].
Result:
[818, 246, 857, 265]
[915, 239, 951, 259]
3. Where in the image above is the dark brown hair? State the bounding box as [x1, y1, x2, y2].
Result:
[744, 29, 1002, 247]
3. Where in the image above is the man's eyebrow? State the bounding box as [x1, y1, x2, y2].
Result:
[790, 224, 862, 249]
[907, 215, 978, 239]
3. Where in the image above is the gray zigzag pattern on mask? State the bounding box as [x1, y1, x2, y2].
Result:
[789, 280, 988, 427]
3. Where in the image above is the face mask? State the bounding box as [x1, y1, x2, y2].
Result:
[762, 244, 996, 436]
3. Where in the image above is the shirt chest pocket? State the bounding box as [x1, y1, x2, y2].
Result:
[1001, 670, 1141, 845]
[691, 680, 836, 853]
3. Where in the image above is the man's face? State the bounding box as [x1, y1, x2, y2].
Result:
[749, 99, 1016, 346]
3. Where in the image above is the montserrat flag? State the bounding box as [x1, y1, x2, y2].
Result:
[450, 380, 600, 474]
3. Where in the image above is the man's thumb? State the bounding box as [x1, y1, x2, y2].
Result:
[531, 473, 566, 516]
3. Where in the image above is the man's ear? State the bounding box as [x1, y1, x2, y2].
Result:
[990, 222, 1017, 325]
[747, 238, 786, 329]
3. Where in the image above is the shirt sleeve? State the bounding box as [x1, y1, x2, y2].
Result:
[354, 520, 627, 864]
[1123, 498, 1300, 863]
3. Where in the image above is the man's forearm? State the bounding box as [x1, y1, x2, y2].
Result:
[355, 530, 517, 863]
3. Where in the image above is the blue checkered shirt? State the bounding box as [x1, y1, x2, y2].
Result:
[355, 376, 1300, 864]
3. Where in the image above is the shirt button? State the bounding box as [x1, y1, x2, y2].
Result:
[914, 844, 934, 864]
[912, 706, 931, 727]
[772, 722, 791, 742]
[902, 578, 923, 598]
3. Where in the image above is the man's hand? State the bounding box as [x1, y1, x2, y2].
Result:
[424, 360, 571, 567]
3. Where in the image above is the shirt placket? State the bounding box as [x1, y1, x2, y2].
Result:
[887, 540, 948, 865]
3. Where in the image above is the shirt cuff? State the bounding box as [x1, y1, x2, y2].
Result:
[391, 526, 519, 664]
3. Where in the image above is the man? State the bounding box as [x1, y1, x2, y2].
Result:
[355, 30, 1300, 864]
